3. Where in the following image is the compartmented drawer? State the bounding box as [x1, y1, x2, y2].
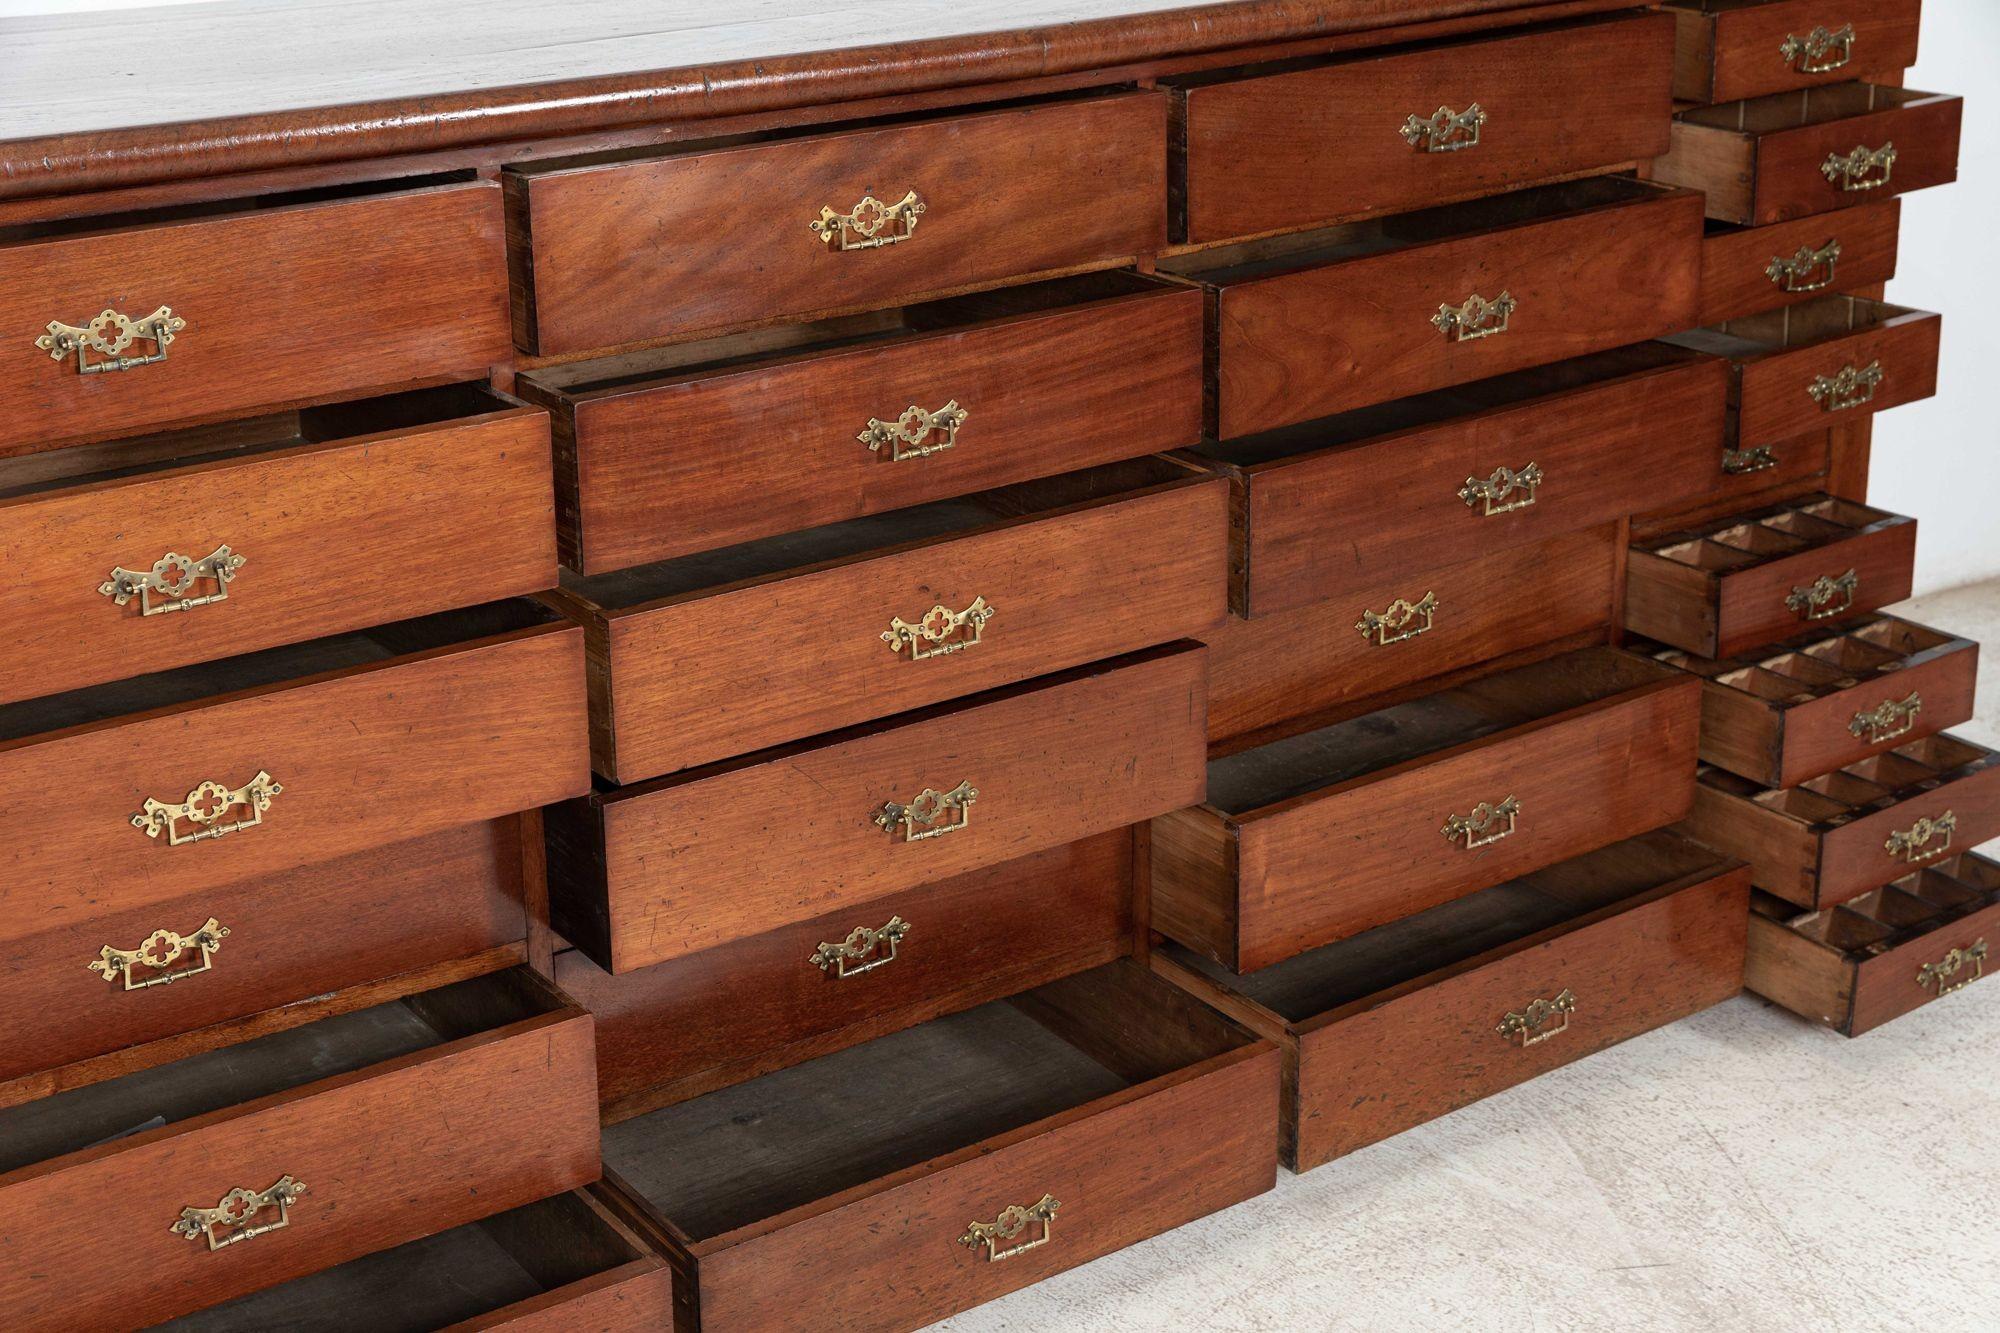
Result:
[1624, 494, 1915, 658]
[1748, 852, 2000, 1036]
[1650, 615, 1977, 789]
[519, 272, 1203, 572]
[1172, 12, 1674, 242]
[598, 960, 1277, 1333]
[0, 968, 599, 1329]
[546, 645, 1205, 974]
[1188, 346, 1725, 618]
[1666, 0, 1922, 105]
[1162, 177, 1704, 437]
[557, 459, 1225, 781]
[506, 93, 1169, 354]
[0, 179, 510, 457]
[1654, 83, 1961, 225]
[1156, 832, 1747, 1171]
[0, 384, 555, 707]
[1154, 647, 1699, 973]
[1697, 198, 1900, 324]
[1687, 732, 2000, 908]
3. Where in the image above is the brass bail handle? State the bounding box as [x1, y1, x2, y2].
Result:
[37, 305, 186, 374]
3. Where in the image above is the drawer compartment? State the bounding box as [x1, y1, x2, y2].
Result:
[1747, 852, 2000, 1036]
[599, 960, 1277, 1333]
[557, 459, 1226, 781]
[1154, 647, 1699, 973]
[1173, 12, 1674, 242]
[0, 383, 555, 706]
[1667, 0, 1922, 105]
[1625, 494, 1915, 657]
[1163, 177, 1704, 436]
[520, 272, 1203, 572]
[1697, 199, 1901, 324]
[0, 968, 599, 1329]
[546, 645, 1205, 973]
[0, 179, 509, 456]
[1157, 832, 1747, 1171]
[507, 93, 1169, 354]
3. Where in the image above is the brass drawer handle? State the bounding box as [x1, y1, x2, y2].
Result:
[1850, 691, 1922, 743]
[133, 770, 282, 846]
[172, 1176, 307, 1251]
[1458, 462, 1541, 516]
[1918, 940, 1987, 998]
[1767, 240, 1842, 294]
[1442, 796, 1520, 849]
[874, 780, 976, 842]
[89, 918, 229, 990]
[883, 597, 993, 659]
[100, 544, 246, 616]
[810, 915, 910, 977]
[1785, 569, 1858, 622]
[1355, 592, 1437, 646]
[810, 189, 925, 250]
[959, 1194, 1060, 1262]
[1401, 102, 1487, 153]
[1723, 445, 1779, 476]
[1886, 809, 1956, 863]
[1432, 290, 1515, 342]
[1809, 360, 1883, 413]
[1781, 23, 1855, 75]
[1822, 142, 1896, 193]
[860, 399, 967, 462]
[36, 305, 186, 374]
[1497, 989, 1575, 1047]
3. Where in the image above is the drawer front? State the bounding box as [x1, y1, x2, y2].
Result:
[1676, 0, 1922, 104]
[0, 407, 555, 706]
[1697, 200, 1901, 325]
[1713, 520, 1915, 658]
[1849, 897, 2000, 1036]
[0, 184, 510, 456]
[510, 94, 1169, 354]
[1733, 307, 1939, 450]
[1178, 14, 1673, 242]
[1212, 188, 1703, 436]
[468, 1262, 677, 1332]
[1747, 92, 1960, 225]
[1820, 762, 2000, 908]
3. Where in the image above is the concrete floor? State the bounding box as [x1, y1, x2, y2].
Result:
[934, 581, 2000, 1333]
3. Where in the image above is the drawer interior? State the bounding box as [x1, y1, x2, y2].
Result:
[1653, 615, 1960, 705]
[1665, 295, 1915, 360]
[1701, 732, 1996, 829]
[1677, 82, 1924, 133]
[1753, 853, 2000, 959]
[1638, 493, 1898, 576]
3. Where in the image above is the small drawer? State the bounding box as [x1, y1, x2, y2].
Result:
[1650, 615, 1978, 789]
[506, 93, 1168, 354]
[556, 459, 1226, 781]
[1154, 647, 1699, 973]
[0, 179, 510, 457]
[1687, 732, 2000, 908]
[599, 960, 1277, 1333]
[1162, 177, 1704, 437]
[546, 645, 1205, 974]
[1697, 199, 1901, 324]
[1747, 853, 2000, 1036]
[1666, 0, 1922, 105]
[1172, 12, 1674, 242]
[1189, 346, 1726, 619]
[519, 272, 1203, 572]
[1625, 493, 1916, 658]
[0, 968, 598, 1329]
[559, 832, 1135, 1118]
[0, 383, 555, 707]
[1157, 832, 1747, 1171]
[1654, 83, 1961, 225]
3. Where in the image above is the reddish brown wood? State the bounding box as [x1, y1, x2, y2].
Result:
[465, 1262, 677, 1332]
[1728, 303, 1938, 452]
[1696, 199, 1901, 325]
[1666, 0, 1921, 104]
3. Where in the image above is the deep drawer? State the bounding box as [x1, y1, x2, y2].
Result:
[1697, 199, 1901, 325]
[1666, 0, 1922, 105]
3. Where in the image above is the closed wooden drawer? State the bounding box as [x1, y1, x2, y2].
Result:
[0, 968, 599, 1330]
[1654, 84, 1961, 225]
[506, 94, 1168, 354]
[520, 272, 1203, 572]
[1625, 494, 1915, 658]
[0, 180, 510, 457]
[1667, 0, 1922, 105]
[1650, 615, 1978, 789]
[1164, 177, 1704, 437]
[1747, 852, 2000, 1036]
[1190, 346, 1725, 619]
[1697, 198, 1901, 324]
[1156, 832, 1747, 1171]
[1172, 12, 1674, 243]
[546, 645, 1205, 974]
[0, 384, 555, 707]
[1154, 648, 1699, 973]
[598, 961, 1277, 1333]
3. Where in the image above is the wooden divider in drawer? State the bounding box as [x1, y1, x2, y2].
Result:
[597, 961, 1277, 1333]
[518, 272, 1203, 572]
[1687, 733, 2000, 908]
[1156, 831, 1747, 1171]
[1697, 199, 1901, 325]
[1161, 177, 1704, 436]
[1154, 648, 1699, 973]
[0, 600, 587, 931]
[0, 384, 555, 706]
[0, 179, 510, 456]
[0, 968, 599, 1330]
[1625, 495, 1915, 658]
[1666, 0, 1922, 105]
[1651, 615, 1977, 788]
[505, 92, 1168, 354]
[1748, 852, 2000, 1036]
[545, 645, 1205, 974]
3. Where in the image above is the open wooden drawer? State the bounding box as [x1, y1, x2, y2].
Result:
[1697, 199, 1900, 325]
[1155, 831, 1748, 1171]
[1665, 0, 1922, 105]
[1747, 851, 2000, 1036]
[596, 960, 1277, 1333]
[0, 968, 599, 1329]
[1153, 647, 1699, 973]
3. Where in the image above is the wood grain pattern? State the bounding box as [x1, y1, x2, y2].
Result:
[466, 1263, 678, 1332]
[1697, 199, 1901, 325]
[1728, 305, 1939, 451]
[1667, 0, 1921, 104]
